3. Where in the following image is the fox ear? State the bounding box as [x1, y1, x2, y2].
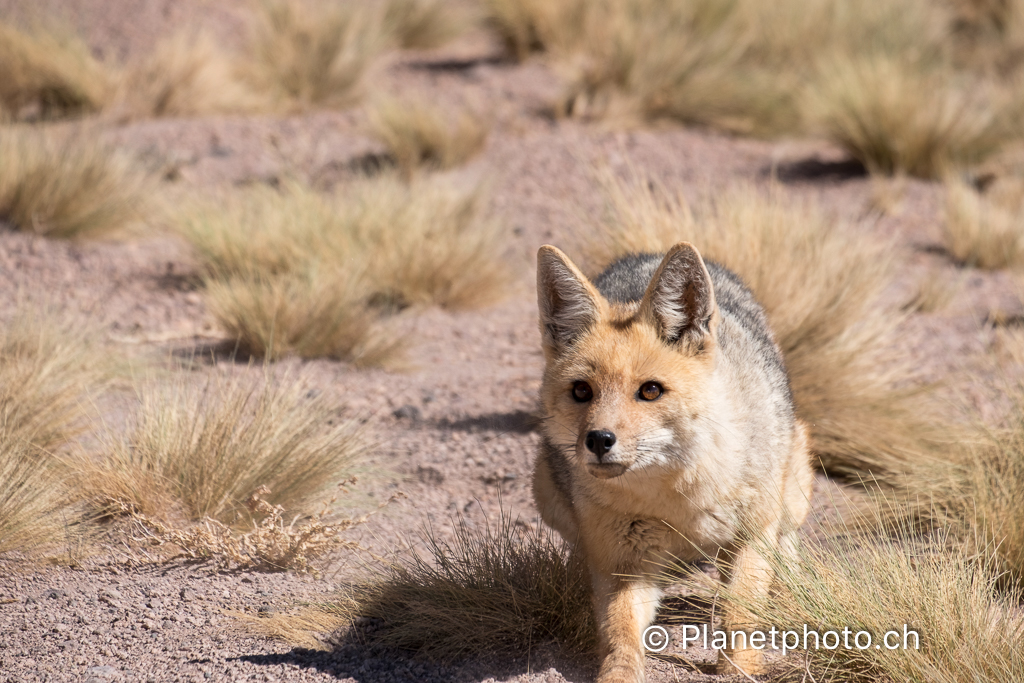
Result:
[537, 246, 602, 352]
[641, 242, 716, 350]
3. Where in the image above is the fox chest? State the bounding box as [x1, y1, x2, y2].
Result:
[578, 481, 746, 565]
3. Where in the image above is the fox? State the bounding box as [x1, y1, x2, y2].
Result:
[532, 242, 814, 682]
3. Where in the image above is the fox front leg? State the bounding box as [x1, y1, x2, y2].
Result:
[591, 569, 662, 683]
[715, 541, 774, 676]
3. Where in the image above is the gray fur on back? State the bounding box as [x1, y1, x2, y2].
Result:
[595, 252, 792, 403]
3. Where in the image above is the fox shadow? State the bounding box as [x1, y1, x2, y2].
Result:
[232, 629, 596, 682]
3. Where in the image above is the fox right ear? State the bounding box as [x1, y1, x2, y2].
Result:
[537, 246, 602, 353]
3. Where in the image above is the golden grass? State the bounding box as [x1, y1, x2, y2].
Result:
[0, 20, 113, 119]
[367, 97, 488, 177]
[327, 512, 595, 660]
[482, 0, 585, 61]
[0, 312, 109, 556]
[943, 176, 1024, 268]
[583, 173, 943, 479]
[715, 526, 1024, 682]
[112, 31, 267, 120]
[382, 0, 468, 50]
[175, 179, 507, 362]
[205, 270, 404, 365]
[541, 0, 790, 134]
[81, 370, 370, 525]
[238, 0, 384, 110]
[903, 269, 961, 314]
[803, 54, 1005, 178]
[0, 125, 149, 238]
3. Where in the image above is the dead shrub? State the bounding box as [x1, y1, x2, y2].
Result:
[382, 0, 468, 50]
[0, 20, 114, 119]
[367, 97, 488, 176]
[583, 172, 943, 479]
[943, 176, 1024, 268]
[803, 54, 1006, 178]
[113, 31, 267, 120]
[238, 0, 384, 109]
[328, 511, 595, 660]
[0, 125, 150, 238]
[122, 483, 396, 576]
[81, 370, 370, 524]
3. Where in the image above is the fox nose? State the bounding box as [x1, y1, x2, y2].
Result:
[585, 430, 616, 459]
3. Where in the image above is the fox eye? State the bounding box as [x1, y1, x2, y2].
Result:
[572, 381, 593, 403]
[639, 381, 663, 401]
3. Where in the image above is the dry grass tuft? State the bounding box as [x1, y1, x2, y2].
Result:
[803, 54, 1005, 178]
[205, 270, 404, 365]
[0, 312, 109, 556]
[584, 172, 943, 478]
[903, 269, 961, 313]
[81, 370, 370, 524]
[238, 0, 384, 110]
[121, 482, 395, 576]
[943, 176, 1024, 268]
[367, 97, 488, 176]
[176, 179, 507, 362]
[0, 20, 113, 119]
[482, 0, 584, 61]
[0, 125, 150, 238]
[382, 0, 468, 50]
[717, 525, 1024, 682]
[329, 512, 595, 660]
[113, 31, 267, 120]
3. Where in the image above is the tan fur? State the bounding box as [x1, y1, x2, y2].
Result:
[533, 243, 814, 682]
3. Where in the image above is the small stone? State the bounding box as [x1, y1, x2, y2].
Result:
[84, 665, 119, 681]
[221, 590, 230, 599]
[257, 606, 274, 618]
[99, 589, 123, 605]
[392, 405, 421, 421]
[180, 588, 196, 602]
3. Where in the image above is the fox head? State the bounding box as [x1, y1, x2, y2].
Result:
[537, 243, 720, 480]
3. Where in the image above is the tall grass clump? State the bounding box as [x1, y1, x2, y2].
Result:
[113, 31, 267, 120]
[176, 179, 507, 363]
[0, 312, 110, 555]
[556, 0, 789, 134]
[367, 97, 488, 177]
[803, 55, 1005, 178]
[238, 0, 384, 109]
[943, 177, 1024, 268]
[329, 512, 595, 660]
[483, 0, 585, 61]
[82, 370, 370, 524]
[583, 173, 943, 478]
[0, 20, 113, 119]
[382, 0, 468, 50]
[713, 525, 1024, 682]
[0, 126, 149, 238]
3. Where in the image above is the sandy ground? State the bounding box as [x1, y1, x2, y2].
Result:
[1, 2, 1020, 681]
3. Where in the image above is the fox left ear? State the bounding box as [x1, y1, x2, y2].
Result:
[641, 242, 716, 350]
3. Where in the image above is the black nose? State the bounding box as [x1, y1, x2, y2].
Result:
[585, 430, 616, 459]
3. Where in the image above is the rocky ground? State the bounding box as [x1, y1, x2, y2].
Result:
[1, 1, 1019, 681]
